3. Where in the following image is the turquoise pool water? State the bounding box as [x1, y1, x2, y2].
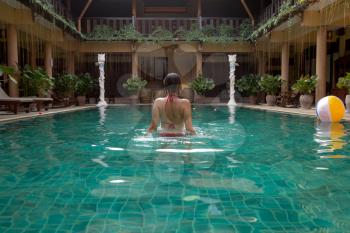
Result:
[0, 106, 350, 233]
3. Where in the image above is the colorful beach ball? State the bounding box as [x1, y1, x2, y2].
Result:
[316, 96, 345, 122]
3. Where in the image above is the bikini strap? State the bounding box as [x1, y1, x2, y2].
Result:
[166, 93, 177, 103]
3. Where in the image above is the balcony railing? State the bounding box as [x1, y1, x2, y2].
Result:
[47, 0, 74, 22]
[258, 0, 289, 25]
[82, 17, 246, 35]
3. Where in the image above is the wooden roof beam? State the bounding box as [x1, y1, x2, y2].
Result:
[77, 0, 92, 32]
[240, 0, 255, 26]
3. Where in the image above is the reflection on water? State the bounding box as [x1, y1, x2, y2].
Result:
[3, 106, 350, 232]
[98, 106, 107, 126]
[314, 122, 346, 155]
[228, 105, 236, 124]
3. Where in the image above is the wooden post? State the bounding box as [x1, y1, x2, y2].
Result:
[7, 25, 19, 97]
[44, 42, 53, 77]
[67, 51, 75, 74]
[132, 52, 138, 76]
[316, 27, 327, 102]
[197, 0, 202, 29]
[132, 0, 137, 16]
[196, 52, 202, 77]
[30, 39, 36, 68]
[281, 42, 289, 93]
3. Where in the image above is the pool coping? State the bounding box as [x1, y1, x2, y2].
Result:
[1, 103, 349, 123]
[0, 105, 96, 123]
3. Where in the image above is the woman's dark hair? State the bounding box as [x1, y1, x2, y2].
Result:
[164, 73, 181, 94]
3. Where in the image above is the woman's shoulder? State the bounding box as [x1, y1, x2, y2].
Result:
[179, 98, 191, 105]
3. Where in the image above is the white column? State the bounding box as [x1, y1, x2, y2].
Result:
[228, 54, 238, 106]
[97, 54, 108, 107]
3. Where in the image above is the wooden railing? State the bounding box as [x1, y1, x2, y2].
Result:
[201, 17, 245, 29]
[258, 0, 290, 25]
[83, 17, 134, 34]
[47, 0, 74, 22]
[82, 17, 245, 35]
[135, 17, 198, 34]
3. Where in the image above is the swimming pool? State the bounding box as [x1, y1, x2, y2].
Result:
[0, 106, 350, 232]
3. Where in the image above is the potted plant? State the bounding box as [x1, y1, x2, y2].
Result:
[21, 65, 54, 97]
[259, 74, 281, 106]
[291, 74, 317, 109]
[0, 65, 15, 89]
[190, 74, 215, 101]
[235, 74, 260, 104]
[122, 75, 147, 103]
[0, 65, 15, 77]
[54, 73, 77, 106]
[337, 72, 350, 112]
[75, 73, 93, 106]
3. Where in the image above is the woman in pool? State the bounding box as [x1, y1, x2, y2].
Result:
[147, 73, 196, 136]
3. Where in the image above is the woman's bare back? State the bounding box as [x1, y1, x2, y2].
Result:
[148, 96, 195, 135]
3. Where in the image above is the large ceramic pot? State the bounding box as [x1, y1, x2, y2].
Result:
[299, 94, 313, 109]
[266, 95, 277, 106]
[180, 88, 195, 103]
[140, 88, 152, 103]
[248, 95, 257, 105]
[346, 95, 350, 113]
[130, 94, 139, 104]
[88, 97, 96, 104]
[194, 92, 206, 104]
[76, 96, 86, 106]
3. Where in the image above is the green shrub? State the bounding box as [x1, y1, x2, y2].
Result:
[235, 74, 260, 96]
[259, 74, 281, 95]
[122, 75, 148, 94]
[291, 74, 317, 95]
[190, 74, 215, 96]
[20, 65, 53, 97]
[337, 72, 350, 94]
[75, 73, 94, 96]
[54, 73, 77, 98]
[0, 65, 15, 76]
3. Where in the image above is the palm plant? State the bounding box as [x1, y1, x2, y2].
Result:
[291, 74, 317, 95]
[236, 74, 260, 96]
[122, 75, 148, 95]
[337, 72, 350, 94]
[259, 74, 282, 95]
[21, 65, 54, 97]
[54, 73, 77, 98]
[190, 74, 215, 96]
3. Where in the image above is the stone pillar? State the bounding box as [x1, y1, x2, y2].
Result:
[7, 25, 19, 97]
[316, 27, 327, 102]
[196, 52, 202, 77]
[44, 42, 53, 77]
[132, 52, 138, 76]
[258, 51, 266, 75]
[30, 40, 36, 68]
[67, 51, 75, 74]
[281, 42, 290, 93]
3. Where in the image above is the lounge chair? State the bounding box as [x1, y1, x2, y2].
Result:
[0, 86, 53, 113]
[0, 88, 33, 114]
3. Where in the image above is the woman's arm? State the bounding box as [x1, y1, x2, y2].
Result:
[183, 100, 196, 135]
[147, 99, 160, 133]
